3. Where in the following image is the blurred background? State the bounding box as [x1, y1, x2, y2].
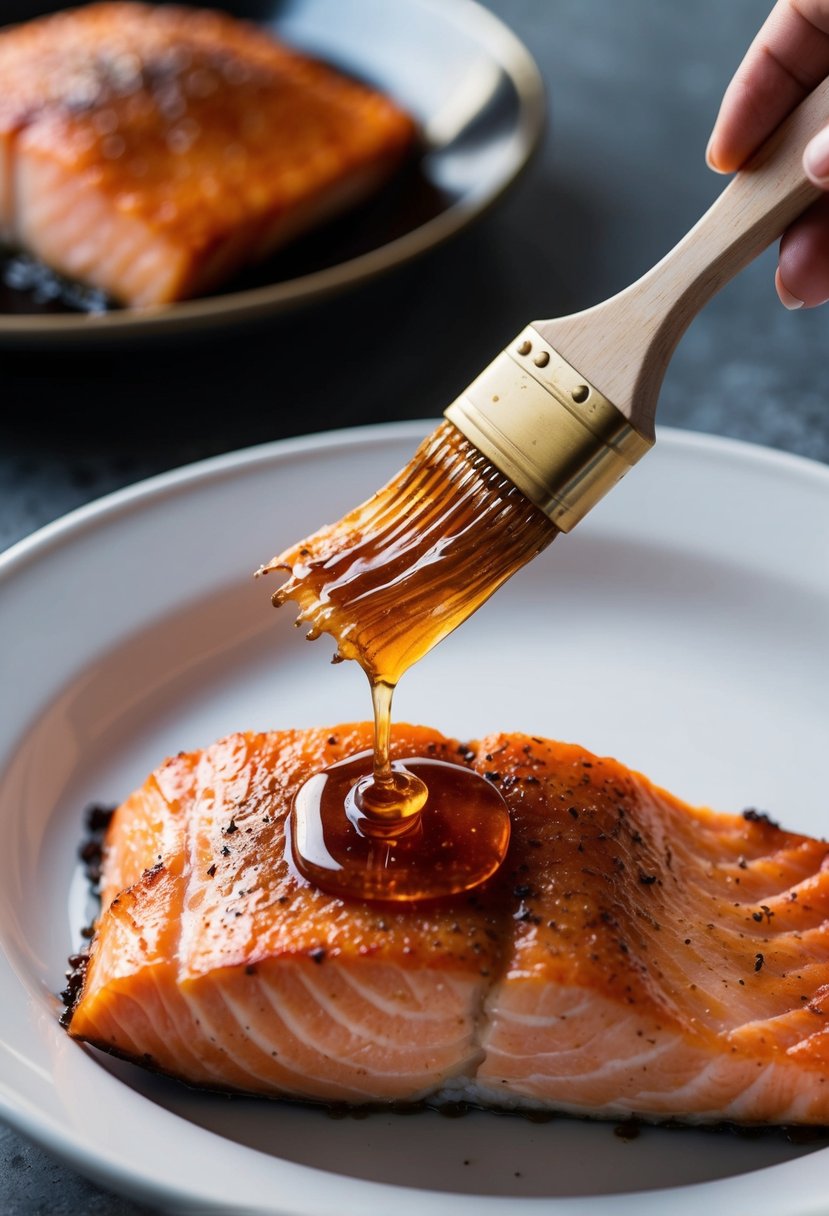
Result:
[3, 0, 827, 562]
[1, 0, 826, 1210]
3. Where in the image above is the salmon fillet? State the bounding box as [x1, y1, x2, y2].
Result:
[0, 4, 415, 306]
[67, 724, 829, 1123]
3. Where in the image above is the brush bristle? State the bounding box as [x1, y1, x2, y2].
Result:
[259, 421, 558, 685]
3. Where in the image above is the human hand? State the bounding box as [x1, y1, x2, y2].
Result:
[707, 0, 829, 309]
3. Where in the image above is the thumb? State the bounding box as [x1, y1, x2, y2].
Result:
[804, 125, 829, 185]
[777, 195, 829, 308]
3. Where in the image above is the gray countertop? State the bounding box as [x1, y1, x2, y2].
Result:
[1, 0, 826, 1211]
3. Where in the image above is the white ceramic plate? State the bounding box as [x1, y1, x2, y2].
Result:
[0, 0, 543, 345]
[1, 423, 829, 1215]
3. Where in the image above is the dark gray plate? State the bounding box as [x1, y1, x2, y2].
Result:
[0, 0, 544, 343]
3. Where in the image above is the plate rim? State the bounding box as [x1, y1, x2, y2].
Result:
[3, 422, 829, 583]
[2, 423, 829, 1216]
[0, 0, 546, 345]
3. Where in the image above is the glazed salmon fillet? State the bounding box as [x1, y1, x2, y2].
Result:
[67, 724, 829, 1123]
[0, 4, 415, 306]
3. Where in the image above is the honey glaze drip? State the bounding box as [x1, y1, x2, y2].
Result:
[355, 680, 428, 826]
[260, 421, 557, 901]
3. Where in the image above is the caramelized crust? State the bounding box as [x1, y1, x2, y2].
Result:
[68, 724, 829, 1120]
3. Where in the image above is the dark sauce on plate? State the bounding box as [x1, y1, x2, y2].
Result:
[320, 1100, 829, 1146]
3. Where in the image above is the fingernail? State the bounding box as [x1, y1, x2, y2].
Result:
[803, 126, 829, 184]
[705, 135, 726, 173]
[775, 267, 803, 310]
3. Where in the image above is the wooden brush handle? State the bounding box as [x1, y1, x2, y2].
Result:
[535, 78, 829, 439]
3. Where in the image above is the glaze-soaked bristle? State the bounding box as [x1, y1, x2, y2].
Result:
[259, 421, 558, 685]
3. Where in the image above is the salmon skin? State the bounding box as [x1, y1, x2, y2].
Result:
[0, 3, 415, 306]
[66, 724, 829, 1124]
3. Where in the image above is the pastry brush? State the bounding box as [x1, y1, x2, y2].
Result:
[261, 80, 829, 686]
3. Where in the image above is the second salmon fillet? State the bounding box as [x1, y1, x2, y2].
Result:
[0, 4, 415, 306]
[67, 724, 829, 1123]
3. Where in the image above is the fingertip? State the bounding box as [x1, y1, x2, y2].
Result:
[705, 152, 728, 174]
[705, 124, 745, 175]
[705, 133, 729, 174]
[803, 127, 829, 187]
[775, 267, 804, 311]
[778, 197, 829, 309]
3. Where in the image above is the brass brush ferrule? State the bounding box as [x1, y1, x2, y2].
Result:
[444, 325, 654, 532]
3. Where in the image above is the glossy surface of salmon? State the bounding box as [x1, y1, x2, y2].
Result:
[0, 4, 415, 305]
[69, 725, 829, 1122]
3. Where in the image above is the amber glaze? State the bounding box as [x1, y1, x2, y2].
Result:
[265, 423, 557, 686]
[261, 422, 558, 901]
[291, 749, 511, 902]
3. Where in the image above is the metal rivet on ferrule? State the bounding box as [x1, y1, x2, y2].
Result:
[533, 351, 550, 368]
[572, 385, 590, 403]
[517, 340, 532, 355]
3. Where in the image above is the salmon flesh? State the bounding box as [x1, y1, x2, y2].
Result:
[66, 724, 829, 1123]
[0, 3, 415, 305]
